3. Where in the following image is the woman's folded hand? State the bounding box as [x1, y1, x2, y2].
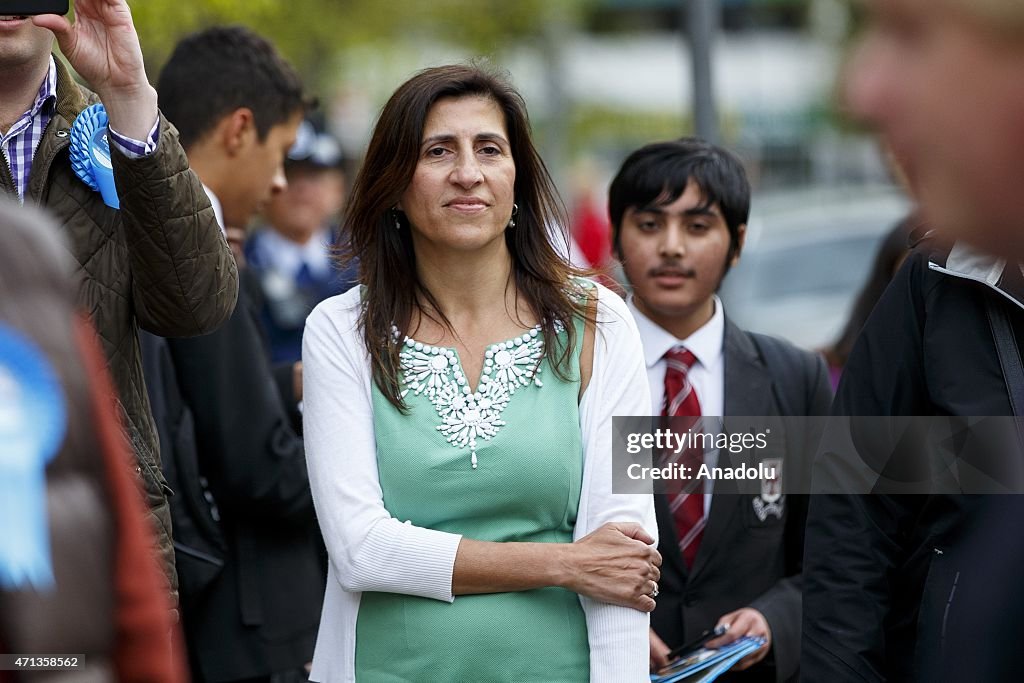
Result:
[561, 522, 662, 612]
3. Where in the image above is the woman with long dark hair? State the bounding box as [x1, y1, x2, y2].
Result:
[302, 64, 658, 681]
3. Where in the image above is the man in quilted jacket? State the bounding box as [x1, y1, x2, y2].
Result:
[0, 1, 239, 611]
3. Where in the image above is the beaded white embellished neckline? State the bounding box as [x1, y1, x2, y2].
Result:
[393, 324, 555, 469]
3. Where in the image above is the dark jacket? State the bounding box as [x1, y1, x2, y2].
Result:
[0, 58, 239, 605]
[801, 242, 1024, 682]
[651, 320, 832, 683]
[163, 269, 324, 683]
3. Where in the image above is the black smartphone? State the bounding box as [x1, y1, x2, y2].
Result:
[0, 1, 70, 15]
[664, 623, 730, 662]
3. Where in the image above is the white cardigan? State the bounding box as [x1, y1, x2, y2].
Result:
[302, 282, 657, 682]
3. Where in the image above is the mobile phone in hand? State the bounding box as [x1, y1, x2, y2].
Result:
[0, 1, 70, 16]
[665, 623, 731, 661]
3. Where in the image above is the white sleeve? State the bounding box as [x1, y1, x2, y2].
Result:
[576, 283, 658, 682]
[302, 291, 462, 601]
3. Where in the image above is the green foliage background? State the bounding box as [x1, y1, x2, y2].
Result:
[116, 0, 843, 182]
[128, 0, 588, 96]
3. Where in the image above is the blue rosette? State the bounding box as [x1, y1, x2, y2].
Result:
[70, 103, 120, 210]
[0, 323, 67, 591]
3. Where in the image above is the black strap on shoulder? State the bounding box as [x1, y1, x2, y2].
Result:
[985, 296, 1024, 421]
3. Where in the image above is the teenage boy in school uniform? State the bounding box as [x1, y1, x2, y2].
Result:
[610, 138, 831, 682]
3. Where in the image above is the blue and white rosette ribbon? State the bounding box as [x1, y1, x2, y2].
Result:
[70, 103, 120, 210]
[0, 324, 67, 591]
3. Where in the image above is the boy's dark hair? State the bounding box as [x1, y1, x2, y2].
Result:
[608, 137, 750, 259]
[156, 26, 306, 150]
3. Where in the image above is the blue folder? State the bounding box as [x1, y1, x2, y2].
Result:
[651, 636, 767, 683]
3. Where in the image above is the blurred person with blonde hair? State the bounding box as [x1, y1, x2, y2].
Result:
[843, 0, 1024, 259]
[803, 1, 1024, 680]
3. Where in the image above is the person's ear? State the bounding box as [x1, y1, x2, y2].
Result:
[731, 223, 747, 266]
[611, 212, 629, 262]
[220, 108, 257, 157]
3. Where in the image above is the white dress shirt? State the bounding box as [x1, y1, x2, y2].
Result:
[201, 183, 225, 233]
[253, 227, 334, 281]
[626, 295, 726, 515]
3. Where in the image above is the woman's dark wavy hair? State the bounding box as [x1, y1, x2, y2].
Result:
[343, 63, 590, 411]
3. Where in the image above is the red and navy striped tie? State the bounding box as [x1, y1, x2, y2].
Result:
[662, 346, 704, 569]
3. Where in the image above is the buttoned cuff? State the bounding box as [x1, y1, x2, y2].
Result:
[108, 116, 160, 158]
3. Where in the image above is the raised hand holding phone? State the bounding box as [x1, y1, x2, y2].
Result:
[32, 0, 157, 140]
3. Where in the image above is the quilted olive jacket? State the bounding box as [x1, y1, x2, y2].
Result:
[0, 58, 239, 608]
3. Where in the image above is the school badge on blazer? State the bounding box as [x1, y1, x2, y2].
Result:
[752, 457, 784, 521]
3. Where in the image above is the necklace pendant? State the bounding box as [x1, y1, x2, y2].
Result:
[396, 323, 549, 472]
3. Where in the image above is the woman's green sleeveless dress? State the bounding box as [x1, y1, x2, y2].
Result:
[354, 318, 591, 682]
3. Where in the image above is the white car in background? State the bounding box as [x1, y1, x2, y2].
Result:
[720, 185, 912, 352]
